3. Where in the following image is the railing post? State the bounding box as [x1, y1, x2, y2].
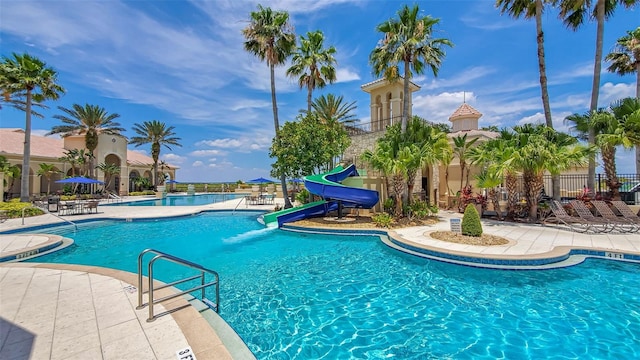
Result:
[148, 260, 155, 321]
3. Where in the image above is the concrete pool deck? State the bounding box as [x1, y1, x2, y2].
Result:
[1, 196, 639, 359]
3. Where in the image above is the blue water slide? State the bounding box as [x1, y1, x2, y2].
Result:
[303, 165, 379, 208]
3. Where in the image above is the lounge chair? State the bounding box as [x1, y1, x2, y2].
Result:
[543, 200, 592, 233]
[610, 201, 640, 225]
[591, 200, 638, 233]
[569, 200, 612, 233]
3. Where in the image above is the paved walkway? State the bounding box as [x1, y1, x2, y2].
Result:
[1, 195, 639, 359]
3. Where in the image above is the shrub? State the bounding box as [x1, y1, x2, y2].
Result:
[382, 198, 395, 215]
[0, 201, 45, 218]
[372, 212, 394, 228]
[295, 189, 310, 204]
[461, 204, 483, 237]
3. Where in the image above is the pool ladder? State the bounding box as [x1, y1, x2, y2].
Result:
[136, 249, 220, 322]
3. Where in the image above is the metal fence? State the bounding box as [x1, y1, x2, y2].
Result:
[508, 173, 640, 204]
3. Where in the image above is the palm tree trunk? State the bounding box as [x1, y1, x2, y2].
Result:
[602, 146, 621, 200]
[270, 63, 292, 208]
[587, 0, 606, 192]
[636, 64, 640, 174]
[401, 59, 411, 134]
[534, 2, 561, 200]
[505, 171, 518, 220]
[406, 170, 417, 206]
[20, 91, 33, 202]
[392, 174, 404, 217]
[523, 171, 543, 223]
[489, 188, 502, 221]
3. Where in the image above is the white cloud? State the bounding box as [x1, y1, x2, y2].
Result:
[599, 82, 635, 107]
[192, 161, 203, 167]
[161, 153, 186, 164]
[190, 149, 225, 157]
[197, 139, 244, 148]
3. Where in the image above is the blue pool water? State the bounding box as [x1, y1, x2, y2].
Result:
[106, 193, 243, 206]
[23, 212, 640, 359]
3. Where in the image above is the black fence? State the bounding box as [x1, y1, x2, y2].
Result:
[507, 173, 640, 204]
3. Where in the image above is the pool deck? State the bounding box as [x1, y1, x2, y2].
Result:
[1, 196, 639, 359]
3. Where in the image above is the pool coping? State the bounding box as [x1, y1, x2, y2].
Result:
[0, 262, 255, 360]
[281, 224, 640, 270]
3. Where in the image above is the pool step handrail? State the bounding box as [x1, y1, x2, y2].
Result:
[232, 196, 245, 214]
[136, 248, 220, 322]
[25, 204, 78, 231]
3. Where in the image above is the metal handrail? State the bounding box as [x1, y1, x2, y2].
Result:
[232, 196, 246, 214]
[23, 204, 78, 231]
[136, 248, 220, 322]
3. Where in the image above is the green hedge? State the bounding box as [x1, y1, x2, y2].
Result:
[0, 200, 45, 218]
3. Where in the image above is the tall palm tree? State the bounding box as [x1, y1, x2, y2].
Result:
[36, 163, 58, 195]
[287, 30, 337, 113]
[48, 104, 125, 178]
[311, 94, 357, 125]
[243, 5, 296, 208]
[452, 133, 478, 192]
[556, 0, 639, 191]
[129, 120, 181, 188]
[606, 27, 640, 172]
[496, 0, 554, 128]
[0, 53, 65, 201]
[370, 4, 453, 134]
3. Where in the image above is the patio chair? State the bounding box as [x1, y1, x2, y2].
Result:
[569, 200, 612, 233]
[84, 200, 99, 214]
[543, 200, 592, 233]
[610, 201, 640, 225]
[591, 200, 638, 233]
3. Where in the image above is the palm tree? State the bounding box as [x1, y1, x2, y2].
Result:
[48, 104, 125, 178]
[0, 155, 21, 198]
[606, 27, 640, 172]
[129, 120, 181, 188]
[311, 94, 357, 125]
[370, 4, 453, 134]
[475, 168, 504, 221]
[510, 124, 592, 222]
[95, 162, 120, 190]
[287, 30, 337, 113]
[496, 0, 553, 128]
[361, 140, 407, 217]
[556, 0, 639, 191]
[36, 163, 58, 195]
[243, 5, 296, 208]
[401, 117, 450, 205]
[452, 134, 478, 192]
[0, 53, 65, 201]
[58, 149, 80, 177]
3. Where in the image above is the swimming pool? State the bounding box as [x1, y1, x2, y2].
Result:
[107, 193, 244, 206]
[20, 212, 640, 358]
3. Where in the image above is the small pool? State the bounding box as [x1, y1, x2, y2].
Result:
[16, 212, 640, 359]
[107, 193, 244, 206]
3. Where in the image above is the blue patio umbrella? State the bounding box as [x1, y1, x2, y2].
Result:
[55, 176, 105, 185]
[165, 179, 180, 184]
[248, 177, 274, 184]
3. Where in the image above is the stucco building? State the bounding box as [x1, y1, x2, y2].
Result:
[0, 128, 177, 199]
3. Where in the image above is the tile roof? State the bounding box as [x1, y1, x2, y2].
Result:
[0, 128, 175, 168]
[360, 77, 420, 92]
[0, 128, 67, 158]
[449, 103, 482, 121]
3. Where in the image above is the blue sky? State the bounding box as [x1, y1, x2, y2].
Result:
[1, 0, 638, 182]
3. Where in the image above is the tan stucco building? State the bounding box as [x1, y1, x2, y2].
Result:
[0, 128, 177, 199]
